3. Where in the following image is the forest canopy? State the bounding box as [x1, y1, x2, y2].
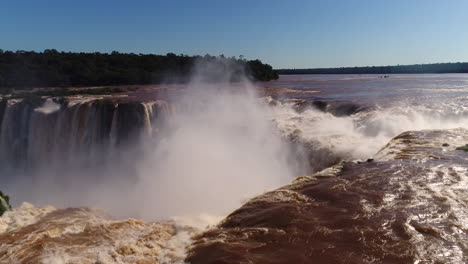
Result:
[278, 62, 468, 75]
[0, 49, 278, 89]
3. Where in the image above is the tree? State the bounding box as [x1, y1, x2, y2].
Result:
[0, 49, 279, 89]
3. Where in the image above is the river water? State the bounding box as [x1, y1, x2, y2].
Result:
[0, 74, 467, 263]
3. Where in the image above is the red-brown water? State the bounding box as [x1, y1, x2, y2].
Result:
[261, 74, 468, 104]
[187, 129, 468, 264]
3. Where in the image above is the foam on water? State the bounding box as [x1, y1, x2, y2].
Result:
[34, 99, 61, 114]
[0, 204, 195, 264]
[0, 202, 56, 233]
[267, 96, 468, 163]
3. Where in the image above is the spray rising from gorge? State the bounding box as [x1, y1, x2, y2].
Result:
[0, 60, 301, 222]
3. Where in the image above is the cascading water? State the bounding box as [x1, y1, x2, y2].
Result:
[0, 97, 171, 172]
[267, 95, 468, 170]
[0, 74, 467, 263]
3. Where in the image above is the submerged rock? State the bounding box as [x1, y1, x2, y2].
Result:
[186, 128, 468, 264]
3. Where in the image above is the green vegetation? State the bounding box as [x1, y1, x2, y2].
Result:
[0, 191, 12, 216]
[455, 144, 468, 151]
[0, 49, 278, 89]
[247, 59, 278, 82]
[278, 62, 468, 75]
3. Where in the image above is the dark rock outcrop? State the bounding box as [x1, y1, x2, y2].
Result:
[292, 99, 368, 117]
[0, 99, 7, 133]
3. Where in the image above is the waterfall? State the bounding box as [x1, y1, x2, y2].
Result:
[0, 97, 171, 172]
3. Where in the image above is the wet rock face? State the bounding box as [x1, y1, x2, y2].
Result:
[115, 102, 147, 147]
[288, 136, 344, 174]
[292, 98, 368, 117]
[187, 128, 468, 264]
[0, 99, 7, 133]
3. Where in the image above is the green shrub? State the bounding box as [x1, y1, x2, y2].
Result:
[455, 145, 468, 151]
[0, 191, 11, 216]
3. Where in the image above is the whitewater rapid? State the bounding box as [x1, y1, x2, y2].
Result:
[266, 95, 468, 167]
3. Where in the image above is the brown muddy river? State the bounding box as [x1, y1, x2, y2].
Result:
[0, 74, 467, 263]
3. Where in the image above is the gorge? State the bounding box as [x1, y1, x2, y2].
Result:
[0, 74, 467, 263]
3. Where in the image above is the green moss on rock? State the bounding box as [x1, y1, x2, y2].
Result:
[0, 191, 12, 216]
[455, 144, 468, 151]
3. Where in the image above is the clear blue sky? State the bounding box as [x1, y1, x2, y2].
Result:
[1, 0, 467, 68]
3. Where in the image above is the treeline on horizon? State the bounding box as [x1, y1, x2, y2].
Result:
[0, 49, 278, 90]
[277, 62, 468, 75]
